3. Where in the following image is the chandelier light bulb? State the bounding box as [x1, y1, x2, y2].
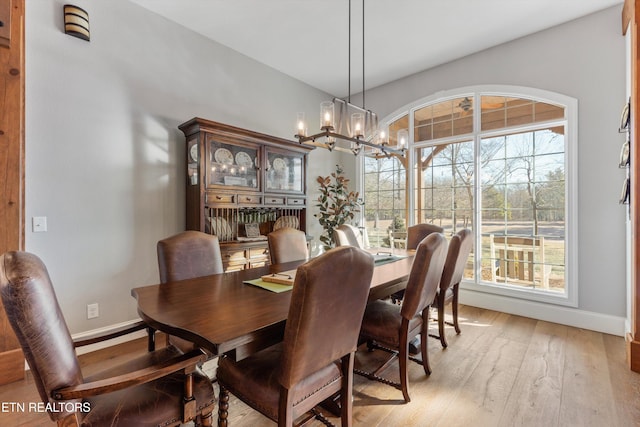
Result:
[397, 129, 408, 148]
[296, 112, 307, 137]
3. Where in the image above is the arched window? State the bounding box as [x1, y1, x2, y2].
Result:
[362, 86, 577, 306]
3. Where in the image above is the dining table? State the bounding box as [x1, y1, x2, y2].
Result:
[131, 249, 414, 361]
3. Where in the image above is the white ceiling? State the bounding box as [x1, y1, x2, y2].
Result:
[131, 0, 623, 97]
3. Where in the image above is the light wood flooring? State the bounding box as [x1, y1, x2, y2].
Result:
[1, 305, 639, 427]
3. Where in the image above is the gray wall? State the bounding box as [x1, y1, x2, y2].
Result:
[362, 6, 626, 319]
[25, 0, 350, 334]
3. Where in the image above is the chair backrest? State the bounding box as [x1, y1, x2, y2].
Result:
[440, 229, 473, 293]
[267, 227, 309, 264]
[0, 251, 83, 422]
[400, 233, 448, 321]
[406, 223, 444, 250]
[333, 224, 364, 249]
[278, 246, 374, 388]
[157, 230, 224, 283]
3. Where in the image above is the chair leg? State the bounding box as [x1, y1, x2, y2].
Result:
[437, 303, 448, 348]
[278, 387, 295, 427]
[340, 353, 355, 427]
[452, 284, 461, 334]
[398, 326, 411, 403]
[420, 315, 432, 376]
[218, 385, 229, 427]
[147, 327, 156, 352]
[198, 409, 214, 427]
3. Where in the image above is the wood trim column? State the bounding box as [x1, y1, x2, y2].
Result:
[0, 0, 25, 384]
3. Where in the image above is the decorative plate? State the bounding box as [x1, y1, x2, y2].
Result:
[189, 144, 198, 162]
[214, 148, 234, 165]
[235, 151, 253, 168]
[209, 217, 233, 241]
[273, 215, 300, 231]
[273, 157, 286, 172]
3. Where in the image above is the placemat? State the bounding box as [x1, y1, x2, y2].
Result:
[373, 254, 408, 266]
[243, 278, 293, 293]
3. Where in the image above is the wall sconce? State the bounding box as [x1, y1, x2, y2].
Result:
[64, 5, 90, 42]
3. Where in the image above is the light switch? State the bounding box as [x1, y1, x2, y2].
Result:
[32, 216, 47, 232]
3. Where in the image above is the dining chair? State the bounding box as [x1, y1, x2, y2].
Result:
[406, 223, 444, 250]
[216, 246, 375, 427]
[356, 232, 448, 403]
[157, 230, 224, 283]
[429, 229, 473, 348]
[391, 223, 445, 305]
[0, 251, 215, 427]
[333, 224, 365, 249]
[390, 223, 446, 354]
[267, 227, 309, 264]
[157, 230, 224, 352]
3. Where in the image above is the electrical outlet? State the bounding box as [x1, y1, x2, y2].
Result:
[87, 303, 99, 319]
[32, 216, 47, 232]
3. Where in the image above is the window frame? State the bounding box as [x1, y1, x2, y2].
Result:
[360, 85, 578, 307]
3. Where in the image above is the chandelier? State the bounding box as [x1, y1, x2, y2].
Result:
[294, 0, 406, 158]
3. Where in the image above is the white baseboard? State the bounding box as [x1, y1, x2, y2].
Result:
[24, 319, 149, 371]
[460, 289, 626, 337]
[72, 319, 150, 355]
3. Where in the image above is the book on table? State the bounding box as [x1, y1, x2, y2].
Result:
[261, 269, 297, 286]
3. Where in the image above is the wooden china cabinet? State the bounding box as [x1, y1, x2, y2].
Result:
[179, 118, 313, 272]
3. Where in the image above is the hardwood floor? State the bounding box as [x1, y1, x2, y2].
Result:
[1, 305, 639, 426]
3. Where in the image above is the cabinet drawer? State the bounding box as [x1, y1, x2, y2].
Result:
[221, 249, 246, 261]
[223, 263, 245, 273]
[238, 194, 262, 205]
[248, 247, 269, 260]
[264, 196, 286, 205]
[249, 260, 268, 269]
[206, 193, 236, 205]
[287, 197, 305, 206]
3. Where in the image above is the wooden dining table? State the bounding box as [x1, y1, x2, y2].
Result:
[131, 249, 414, 361]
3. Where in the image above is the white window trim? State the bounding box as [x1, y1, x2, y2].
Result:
[364, 85, 578, 307]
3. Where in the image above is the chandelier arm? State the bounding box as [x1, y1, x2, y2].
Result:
[296, 130, 405, 157]
[298, 139, 352, 154]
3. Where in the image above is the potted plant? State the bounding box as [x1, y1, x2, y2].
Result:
[315, 165, 363, 250]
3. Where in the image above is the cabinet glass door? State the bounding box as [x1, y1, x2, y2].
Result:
[207, 136, 260, 190]
[265, 149, 304, 193]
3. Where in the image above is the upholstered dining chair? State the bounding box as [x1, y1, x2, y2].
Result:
[356, 233, 448, 403]
[0, 251, 215, 427]
[157, 230, 224, 283]
[216, 246, 375, 427]
[429, 228, 473, 348]
[333, 224, 365, 249]
[391, 223, 445, 305]
[406, 223, 444, 250]
[267, 227, 309, 264]
[157, 230, 224, 352]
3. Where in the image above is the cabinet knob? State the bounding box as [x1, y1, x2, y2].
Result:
[246, 197, 252, 201]
[216, 196, 222, 200]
